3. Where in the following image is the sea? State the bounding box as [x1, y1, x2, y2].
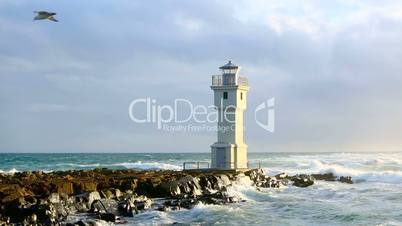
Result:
[0, 152, 401, 226]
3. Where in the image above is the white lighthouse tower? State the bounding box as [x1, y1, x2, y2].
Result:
[211, 61, 249, 169]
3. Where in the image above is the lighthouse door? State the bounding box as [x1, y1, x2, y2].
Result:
[216, 148, 226, 168]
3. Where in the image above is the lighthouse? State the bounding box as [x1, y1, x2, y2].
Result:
[211, 61, 249, 169]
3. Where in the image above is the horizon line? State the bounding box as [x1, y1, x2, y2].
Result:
[0, 151, 401, 154]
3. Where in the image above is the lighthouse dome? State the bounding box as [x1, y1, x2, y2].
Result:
[219, 60, 238, 70]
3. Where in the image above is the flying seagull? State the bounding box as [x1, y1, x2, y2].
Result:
[33, 11, 58, 22]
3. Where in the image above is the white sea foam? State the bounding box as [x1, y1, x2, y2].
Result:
[0, 168, 19, 174]
[109, 161, 182, 170]
[54, 161, 182, 171]
[56, 163, 101, 168]
[353, 171, 402, 184]
[265, 155, 402, 184]
[226, 182, 255, 201]
[305, 160, 402, 183]
[65, 213, 114, 226]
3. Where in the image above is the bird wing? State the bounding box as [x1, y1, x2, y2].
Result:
[47, 16, 58, 22]
[34, 11, 48, 15]
[34, 14, 48, 20]
[34, 11, 56, 16]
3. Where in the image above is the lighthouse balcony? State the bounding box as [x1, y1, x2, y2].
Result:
[212, 75, 248, 87]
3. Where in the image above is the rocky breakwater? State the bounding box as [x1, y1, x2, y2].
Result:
[0, 168, 352, 225]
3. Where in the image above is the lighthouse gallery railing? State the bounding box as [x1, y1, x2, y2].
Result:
[212, 75, 248, 87]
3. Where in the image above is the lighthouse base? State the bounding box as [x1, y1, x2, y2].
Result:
[211, 143, 248, 169]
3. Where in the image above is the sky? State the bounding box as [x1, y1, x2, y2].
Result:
[1, 0, 402, 153]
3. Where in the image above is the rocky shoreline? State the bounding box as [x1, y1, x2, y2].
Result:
[0, 168, 352, 225]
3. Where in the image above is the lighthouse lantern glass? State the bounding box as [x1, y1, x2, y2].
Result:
[222, 68, 238, 75]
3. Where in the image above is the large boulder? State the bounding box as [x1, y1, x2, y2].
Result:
[244, 168, 265, 182]
[290, 175, 314, 187]
[161, 175, 202, 198]
[338, 176, 353, 184]
[212, 175, 231, 190]
[76, 191, 101, 208]
[101, 188, 122, 200]
[118, 194, 152, 217]
[90, 199, 119, 215]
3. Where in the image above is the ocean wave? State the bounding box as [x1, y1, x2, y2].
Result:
[109, 161, 182, 170]
[267, 159, 402, 184]
[53, 162, 182, 171]
[310, 160, 402, 184]
[227, 180, 255, 201]
[55, 163, 101, 168]
[0, 168, 19, 174]
[353, 171, 402, 184]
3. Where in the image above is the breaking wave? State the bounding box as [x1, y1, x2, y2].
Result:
[266, 157, 402, 184]
[0, 168, 18, 174]
[108, 161, 182, 170]
[54, 161, 182, 170]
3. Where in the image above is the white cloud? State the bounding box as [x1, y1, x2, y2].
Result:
[266, 15, 320, 36]
[175, 15, 204, 32]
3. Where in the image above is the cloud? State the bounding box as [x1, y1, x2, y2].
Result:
[26, 103, 71, 113]
[174, 15, 205, 33]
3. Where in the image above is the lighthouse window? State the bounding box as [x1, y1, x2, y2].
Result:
[241, 92, 243, 100]
[223, 92, 228, 99]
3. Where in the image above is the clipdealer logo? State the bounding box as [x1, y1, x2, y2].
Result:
[128, 97, 275, 133]
[254, 98, 275, 132]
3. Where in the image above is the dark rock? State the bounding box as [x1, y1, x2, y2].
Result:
[312, 173, 353, 184]
[77, 191, 101, 207]
[0, 184, 35, 206]
[99, 213, 116, 222]
[117, 194, 151, 217]
[338, 176, 353, 184]
[118, 199, 137, 217]
[90, 199, 118, 214]
[161, 175, 203, 198]
[100, 188, 122, 200]
[75, 220, 89, 226]
[312, 173, 337, 181]
[123, 179, 139, 192]
[163, 198, 199, 210]
[55, 181, 74, 195]
[179, 198, 198, 209]
[76, 181, 98, 193]
[244, 168, 265, 180]
[25, 213, 37, 224]
[76, 219, 110, 226]
[291, 175, 315, 187]
[213, 175, 231, 190]
[74, 199, 89, 213]
[262, 177, 283, 188]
